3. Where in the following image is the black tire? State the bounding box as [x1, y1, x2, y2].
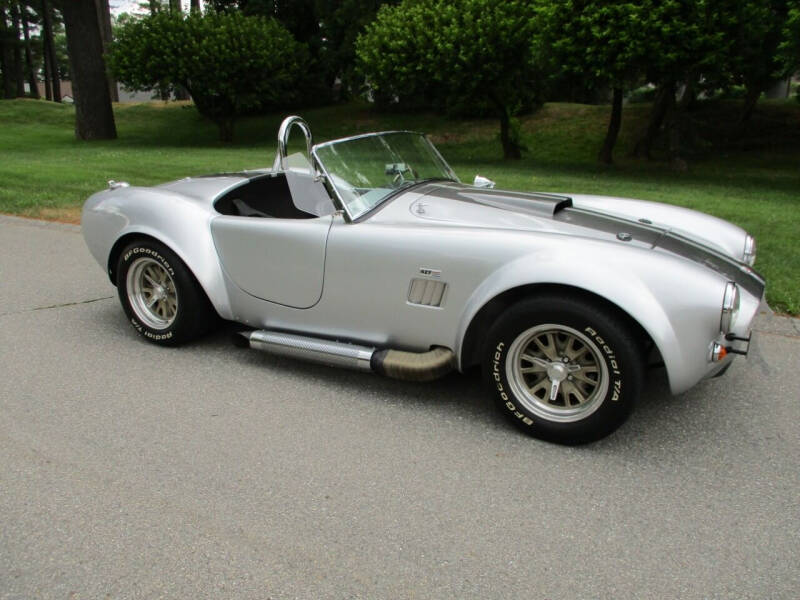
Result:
[483, 294, 644, 444]
[116, 239, 217, 346]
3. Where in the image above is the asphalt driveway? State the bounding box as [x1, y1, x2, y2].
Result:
[1, 214, 798, 599]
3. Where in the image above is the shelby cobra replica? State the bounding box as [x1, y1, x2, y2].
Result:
[82, 116, 764, 443]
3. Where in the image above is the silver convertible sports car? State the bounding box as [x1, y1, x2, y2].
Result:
[82, 116, 764, 444]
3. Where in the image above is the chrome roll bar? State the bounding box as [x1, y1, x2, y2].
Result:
[273, 115, 313, 171]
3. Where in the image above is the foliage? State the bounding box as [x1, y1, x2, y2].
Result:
[315, 0, 399, 98]
[537, 1, 650, 163]
[538, 1, 648, 91]
[12, 1, 70, 77]
[205, 0, 397, 101]
[628, 86, 657, 104]
[716, 0, 796, 119]
[356, 0, 546, 159]
[779, 0, 800, 74]
[639, 0, 731, 90]
[108, 10, 308, 140]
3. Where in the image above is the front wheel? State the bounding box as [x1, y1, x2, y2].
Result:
[484, 295, 644, 444]
[116, 239, 217, 345]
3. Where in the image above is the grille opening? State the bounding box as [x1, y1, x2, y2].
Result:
[408, 278, 446, 307]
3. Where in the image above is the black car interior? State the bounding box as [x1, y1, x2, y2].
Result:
[214, 173, 317, 219]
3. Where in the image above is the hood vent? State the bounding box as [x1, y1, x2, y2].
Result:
[408, 278, 446, 307]
[415, 182, 573, 218]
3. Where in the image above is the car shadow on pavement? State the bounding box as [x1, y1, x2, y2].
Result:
[95, 306, 755, 453]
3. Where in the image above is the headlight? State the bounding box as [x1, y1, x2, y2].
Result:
[720, 282, 740, 334]
[743, 234, 756, 266]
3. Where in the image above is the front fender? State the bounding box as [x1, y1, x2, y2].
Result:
[456, 242, 728, 395]
[82, 187, 233, 320]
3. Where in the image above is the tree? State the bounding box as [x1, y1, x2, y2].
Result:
[357, 0, 546, 159]
[625, 0, 798, 163]
[214, 0, 330, 102]
[316, 0, 398, 98]
[9, 1, 25, 96]
[726, 0, 796, 122]
[41, 0, 61, 101]
[538, 1, 649, 164]
[95, 0, 118, 101]
[58, 0, 117, 139]
[0, 2, 15, 98]
[0, 0, 28, 98]
[202, 0, 396, 102]
[632, 0, 733, 163]
[779, 0, 800, 85]
[20, 2, 39, 98]
[109, 11, 308, 141]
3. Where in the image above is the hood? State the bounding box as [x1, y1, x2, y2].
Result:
[389, 182, 764, 298]
[402, 181, 747, 257]
[399, 182, 658, 249]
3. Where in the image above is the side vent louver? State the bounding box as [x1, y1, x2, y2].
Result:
[408, 278, 446, 307]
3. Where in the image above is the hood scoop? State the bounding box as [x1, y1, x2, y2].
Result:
[406, 183, 574, 231]
[458, 189, 573, 217]
[421, 184, 572, 218]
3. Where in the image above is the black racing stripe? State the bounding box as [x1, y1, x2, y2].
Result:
[564, 207, 765, 298]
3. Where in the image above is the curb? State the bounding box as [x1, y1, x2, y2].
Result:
[0, 213, 81, 233]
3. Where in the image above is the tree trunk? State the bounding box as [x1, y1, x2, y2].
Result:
[739, 84, 762, 124]
[498, 110, 522, 159]
[166, 0, 190, 100]
[490, 96, 521, 160]
[664, 92, 687, 171]
[633, 82, 673, 159]
[190, 0, 200, 13]
[598, 87, 623, 165]
[42, 0, 60, 102]
[174, 86, 190, 100]
[217, 116, 234, 142]
[9, 1, 24, 96]
[94, 0, 118, 102]
[147, 0, 170, 100]
[41, 14, 52, 100]
[677, 78, 696, 111]
[20, 3, 38, 98]
[0, 4, 15, 98]
[60, 0, 117, 139]
[42, 52, 52, 99]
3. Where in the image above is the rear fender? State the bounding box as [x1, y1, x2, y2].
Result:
[83, 187, 233, 320]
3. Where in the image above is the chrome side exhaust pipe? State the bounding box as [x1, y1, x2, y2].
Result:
[235, 330, 455, 381]
[234, 330, 374, 371]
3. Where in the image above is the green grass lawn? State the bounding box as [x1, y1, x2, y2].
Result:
[1, 97, 798, 314]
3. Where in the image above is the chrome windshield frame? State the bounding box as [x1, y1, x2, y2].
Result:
[311, 131, 459, 222]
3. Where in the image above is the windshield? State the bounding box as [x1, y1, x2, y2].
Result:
[313, 132, 458, 220]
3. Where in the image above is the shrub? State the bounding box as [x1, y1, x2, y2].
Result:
[109, 11, 308, 141]
[356, 0, 545, 159]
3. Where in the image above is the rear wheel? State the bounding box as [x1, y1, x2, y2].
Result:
[116, 239, 217, 345]
[484, 295, 644, 444]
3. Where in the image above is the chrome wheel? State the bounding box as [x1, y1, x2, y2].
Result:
[126, 257, 178, 330]
[505, 324, 609, 423]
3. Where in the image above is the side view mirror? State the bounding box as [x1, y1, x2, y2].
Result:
[473, 175, 495, 188]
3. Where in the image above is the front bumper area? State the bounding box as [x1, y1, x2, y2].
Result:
[710, 331, 753, 363]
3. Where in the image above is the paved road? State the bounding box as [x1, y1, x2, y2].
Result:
[1, 214, 798, 599]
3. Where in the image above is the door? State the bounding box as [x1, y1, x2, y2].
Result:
[211, 215, 333, 308]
